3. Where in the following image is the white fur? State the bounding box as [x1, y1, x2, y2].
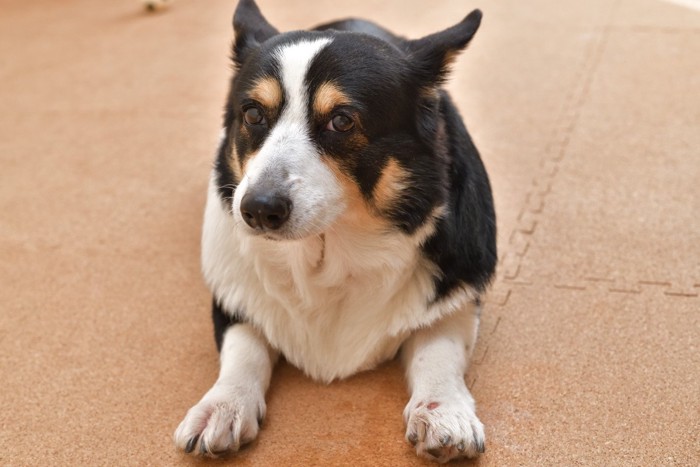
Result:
[182, 169, 483, 457]
[174, 324, 277, 455]
[402, 307, 485, 463]
[204, 173, 465, 381]
[233, 38, 344, 241]
[206, 37, 478, 381]
[179, 36, 485, 459]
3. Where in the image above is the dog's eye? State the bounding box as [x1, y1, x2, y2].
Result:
[326, 114, 354, 132]
[243, 107, 265, 126]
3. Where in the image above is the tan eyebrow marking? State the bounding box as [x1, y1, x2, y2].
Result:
[249, 76, 282, 109]
[313, 81, 350, 115]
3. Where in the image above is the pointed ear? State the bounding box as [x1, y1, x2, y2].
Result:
[408, 9, 482, 85]
[232, 0, 279, 67]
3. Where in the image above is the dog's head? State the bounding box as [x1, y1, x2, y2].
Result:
[220, 0, 481, 241]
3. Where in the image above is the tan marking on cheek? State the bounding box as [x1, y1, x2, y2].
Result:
[232, 125, 261, 176]
[373, 157, 409, 212]
[228, 138, 243, 182]
[250, 77, 282, 109]
[321, 156, 390, 231]
[314, 82, 350, 116]
[347, 131, 369, 151]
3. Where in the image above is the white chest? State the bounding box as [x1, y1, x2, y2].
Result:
[201, 177, 458, 382]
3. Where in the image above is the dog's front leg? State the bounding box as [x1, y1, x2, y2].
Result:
[174, 320, 278, 456]
[401, 304, 485, 463]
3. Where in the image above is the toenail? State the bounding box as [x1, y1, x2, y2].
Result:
[185, 435, 199, 453]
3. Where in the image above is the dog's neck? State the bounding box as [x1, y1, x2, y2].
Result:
[243, 217, 426, 306]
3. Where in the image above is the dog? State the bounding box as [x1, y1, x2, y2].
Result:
[174, 0, 497, 463]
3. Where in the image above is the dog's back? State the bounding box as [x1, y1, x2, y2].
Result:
[314, 18, 407, 47]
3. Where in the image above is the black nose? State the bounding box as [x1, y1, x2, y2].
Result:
[240, 192, 292, 230]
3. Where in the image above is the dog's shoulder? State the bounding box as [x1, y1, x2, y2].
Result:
[421, 91, 497, 300]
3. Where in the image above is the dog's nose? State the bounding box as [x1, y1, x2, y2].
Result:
[240, 192, 292, 230]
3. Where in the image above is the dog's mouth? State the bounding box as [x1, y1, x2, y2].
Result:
[260, 231, 300, 242]
[261, 232, 284, 241]
[259, 230, 327, 269]
[242, 221, 324, 242]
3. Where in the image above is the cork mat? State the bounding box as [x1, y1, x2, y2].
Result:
[1, 0, 698, 465]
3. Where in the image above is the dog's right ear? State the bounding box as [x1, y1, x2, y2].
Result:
[232, 0, 279, 67]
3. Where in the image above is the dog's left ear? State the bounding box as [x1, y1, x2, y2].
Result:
[232, 0, 279, 67]
[408, 9, 482, 85]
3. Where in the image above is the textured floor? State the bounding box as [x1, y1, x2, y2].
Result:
[1, 0, 699, 465]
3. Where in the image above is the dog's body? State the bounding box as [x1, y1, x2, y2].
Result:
[175, 1, 496, 463]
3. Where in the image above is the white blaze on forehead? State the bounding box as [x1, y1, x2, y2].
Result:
[274, 38, 332, 129]
[237, 37, 344, 240]
[244, 38, 332, 181]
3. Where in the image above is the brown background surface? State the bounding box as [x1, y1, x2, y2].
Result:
[1, 0, 698, 465]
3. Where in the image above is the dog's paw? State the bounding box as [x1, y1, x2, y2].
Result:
[403, 391, 485, 463]
[174, 383, 265, 457]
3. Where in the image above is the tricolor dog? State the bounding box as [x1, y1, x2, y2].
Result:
[174, 0, 497, 463]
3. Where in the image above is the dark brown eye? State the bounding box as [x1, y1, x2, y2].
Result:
[326, 114, 354, 132]
[243, 107, 265, 125]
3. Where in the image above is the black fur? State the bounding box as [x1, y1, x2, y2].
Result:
[217, 42, 286, 203]
[215, 2, 496, 318]
[304, 32, 447, 233]
[232, 0, 279, 68]
[422, 91, 497, 297]
[306, 18, 497, 298]
[214, 134, 237, 204]
[314, 18, 406, 47]
[408, 10, 482, 86]
[212, 298, 242, 352]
